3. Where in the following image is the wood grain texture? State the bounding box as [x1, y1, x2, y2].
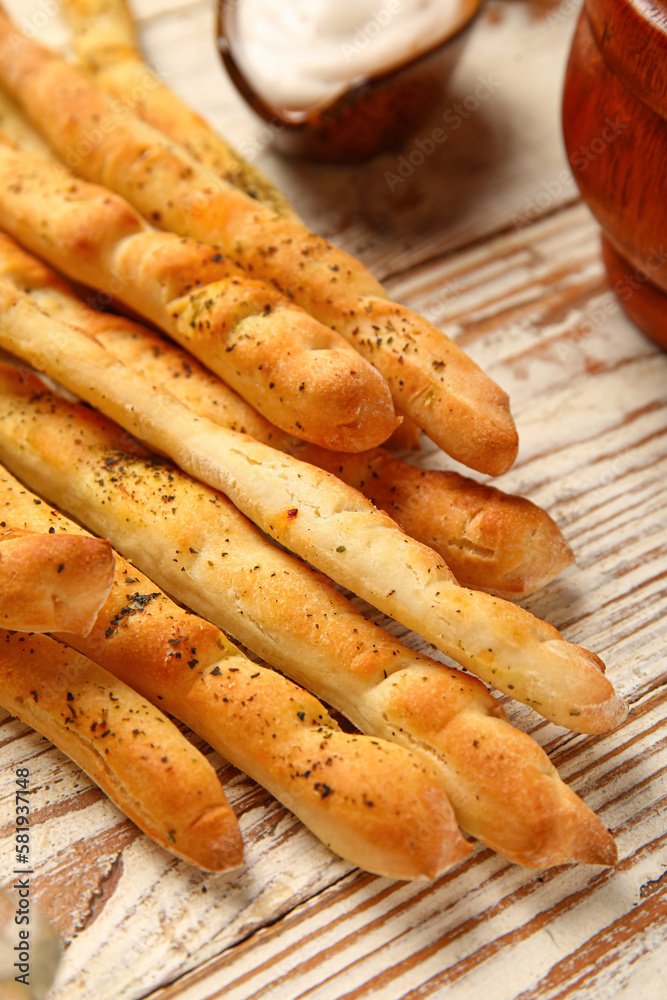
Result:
[0, 0, 666, 998]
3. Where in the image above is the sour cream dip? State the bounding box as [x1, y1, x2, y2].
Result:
[231, 0, 476, 117]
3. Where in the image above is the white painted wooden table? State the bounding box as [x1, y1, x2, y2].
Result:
[1, 1, 666, 998]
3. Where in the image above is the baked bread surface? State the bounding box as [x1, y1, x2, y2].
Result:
[0, 528, 114, 633]
[0, 230, 572, 597]
[0, 368, 618, 868]
[0, 626, 244, 872]
[0, 12, 518, 474]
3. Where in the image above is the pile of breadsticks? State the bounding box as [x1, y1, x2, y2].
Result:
[0, 0, 628, 880]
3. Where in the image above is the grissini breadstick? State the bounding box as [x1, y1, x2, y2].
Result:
[0, 141, 397, 453]
[0, 231, 572, 597]
[0, 462, 467, 880]
[0, 373, 617, 868]
[0, 527, 114, 633]
[3, 2, 420, 455]
[0, 13, 517, 475]
[0, 80, 423, 467]
[60, 0, 426, 455]
[61, 0, 300, 221]
[0, 286, 627, 733]
[0, 628, 244, 872]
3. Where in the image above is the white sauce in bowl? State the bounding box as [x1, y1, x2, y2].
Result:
[232, 0, 476, 117]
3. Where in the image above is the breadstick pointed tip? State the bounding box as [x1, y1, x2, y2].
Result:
[576, 827, 618, 868]
[488, 510, 575, 599]
[189, 805, 245, 873]
[559, 642, 629, 733]
[520, 805, 619, 870]
[522, 792, 618, 870]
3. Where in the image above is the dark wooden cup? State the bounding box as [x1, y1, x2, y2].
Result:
[562, 0, 667, 349]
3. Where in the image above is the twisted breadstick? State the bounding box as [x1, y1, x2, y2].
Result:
[0, 231, 571, 597]
[0, 285, 626, 733]
[0, 625, 244, 872]
[0, 369, 617, 867]
[0, 141, 396, 452]
[0, 11, 517, 474]
[61, 0, 299, 221]
[0, 457, 464, 879]
[60, 0, 426, 454]
[0, 527, 114, 633]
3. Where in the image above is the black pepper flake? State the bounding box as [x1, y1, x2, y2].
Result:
[210, 666, 222, 676]
[66, 692, 74, 701]
[188, 659, 198, 669]
[314, 782, 332, 799]
[57, 563, 65, 574]
[297, 711, 305, 721]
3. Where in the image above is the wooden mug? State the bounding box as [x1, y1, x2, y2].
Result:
[562, 0, 667, 349]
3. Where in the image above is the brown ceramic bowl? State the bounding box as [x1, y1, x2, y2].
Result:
[562, 0, 667, 349]
[217, 0, 482, 162]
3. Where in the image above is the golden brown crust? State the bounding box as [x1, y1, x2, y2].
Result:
[0, 15, 517, 474]
[63, 0, 300, 220]
[292, 447, 574, 598]
[0, 287, 626, 734]
[0, 528, 114, 633]
[0, 453, 465, 880]
[363, 667, 617, 867]
[0, 88, 55, 161]
[0, 370, 618, 867]
[0, 232, 570, 596]
[0, 142, 397, 451]
[78, 621, 470, 880]
[0, 627, 243, 871]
